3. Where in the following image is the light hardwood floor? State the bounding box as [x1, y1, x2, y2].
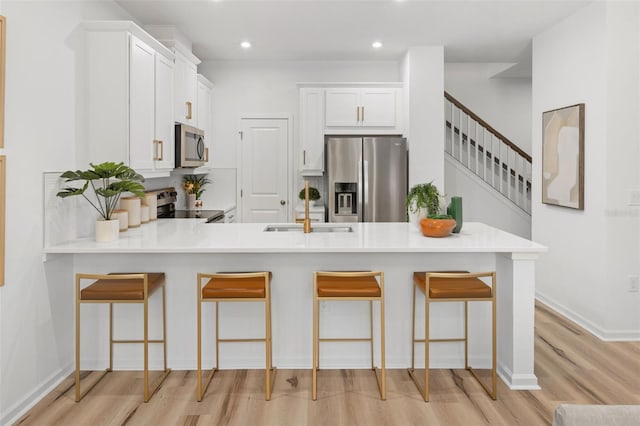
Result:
[16, 303, 640, 425]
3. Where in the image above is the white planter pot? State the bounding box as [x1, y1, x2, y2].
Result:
[187, 194, 197, 211]
[95, 219, 120, 242]
[408, 200, 428, 228]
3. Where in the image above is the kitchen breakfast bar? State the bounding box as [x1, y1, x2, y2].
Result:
[43, 221, 547, 390]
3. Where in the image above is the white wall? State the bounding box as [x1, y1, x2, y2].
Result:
[0, 2, 133, 423]
[445, 63, 532, 155]
[445, 156, 531, 239]
[198, 60, 401, 170]
[403, 47, 445, 190]
[197, 60, 400, 220]
[532, 1, 640, 340]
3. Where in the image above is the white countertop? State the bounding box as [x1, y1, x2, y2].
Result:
[43, 221, 547, 254]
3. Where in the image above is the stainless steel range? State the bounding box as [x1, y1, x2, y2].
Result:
[154, 188, 225, 223]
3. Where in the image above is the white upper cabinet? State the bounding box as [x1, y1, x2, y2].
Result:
[129, 36, 156, 171]
[325, 88, 360, 127]
[196, 74, 214, 167]
[299, 88, 325, 175]
[324, 86, 402, 134]
[174, 50, 198, 126]
[360, 88, 397, 127]
[297, 83, 403, 175]
[83, 21, 175, 178]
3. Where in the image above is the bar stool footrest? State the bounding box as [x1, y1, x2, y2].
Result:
[75, 368, 111, 402]
[197, 367, 218, 402]
[467, 366, 497, 400]
[373, 367, 386, 400]
[145, 368, 171, 403]
[407, 368, 428, 402]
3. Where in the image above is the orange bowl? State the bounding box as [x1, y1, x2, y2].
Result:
[420, 218, 457, 238]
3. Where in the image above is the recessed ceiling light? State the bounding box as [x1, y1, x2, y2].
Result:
[241, 41, 252, 49]
[372, 41, 383, 49]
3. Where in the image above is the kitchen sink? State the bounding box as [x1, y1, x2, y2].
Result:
[264, 224, 353, 233]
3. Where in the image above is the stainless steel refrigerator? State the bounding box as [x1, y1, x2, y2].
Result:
[326, 136, 408, 223]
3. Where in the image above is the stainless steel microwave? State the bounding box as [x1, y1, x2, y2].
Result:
[175, 123, 207, 167]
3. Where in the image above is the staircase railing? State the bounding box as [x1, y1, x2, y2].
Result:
[444, 91, 532, 214]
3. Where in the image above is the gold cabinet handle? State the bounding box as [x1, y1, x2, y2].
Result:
[361, 106, 364, 123]
[158, 140, 164, 161]
[186, 101, 192, 120]
[153, 139, 159, 160]
[205, 147, 209, 162]
[356, 106, 360, 122]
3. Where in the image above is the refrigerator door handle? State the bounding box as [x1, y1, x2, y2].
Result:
[363, 159, 369, 220]
[357, 158, 364, 222]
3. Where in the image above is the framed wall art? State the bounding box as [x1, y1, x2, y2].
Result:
[542, 103, 585, 210]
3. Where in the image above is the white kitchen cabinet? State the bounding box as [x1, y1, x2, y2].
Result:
[196, 74, 214, 167]
[324, 86, 401, 134]
[299, 88, 325, 175]
[174, 49, 199, 126]
[84, 21, 175, 177]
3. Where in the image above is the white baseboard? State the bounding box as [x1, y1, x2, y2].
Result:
[536, 293, 640, 341]
[2, 363, 74, 426]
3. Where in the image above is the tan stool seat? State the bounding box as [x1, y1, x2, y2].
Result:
[316, 275, 382, 297]
[413, 272, 491, 299]
[81, 272, 164, 300]
[202, 275, 270, 299]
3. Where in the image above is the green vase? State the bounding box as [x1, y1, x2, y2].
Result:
[447, 196, 463, 233]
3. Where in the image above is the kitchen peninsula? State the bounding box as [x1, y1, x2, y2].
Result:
[44, 221, 546, 390]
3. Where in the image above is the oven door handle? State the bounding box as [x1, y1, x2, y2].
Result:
[206, 215, 225, 223]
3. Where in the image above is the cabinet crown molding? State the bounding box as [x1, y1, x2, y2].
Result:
[197, 74, 215, 89]
[82, 21, 173, 61]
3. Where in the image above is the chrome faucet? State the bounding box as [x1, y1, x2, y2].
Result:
[303, 180, 312, 233]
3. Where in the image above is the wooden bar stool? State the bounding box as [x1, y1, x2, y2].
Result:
[197, 272, 275, 401]
[312, 271, 386, 400]
[408, 271, 497, 401]
[75, 273, 170, 402]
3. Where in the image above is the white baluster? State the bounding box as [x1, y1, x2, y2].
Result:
[474, 119, 479, 175]
[468, 120, 471, 169]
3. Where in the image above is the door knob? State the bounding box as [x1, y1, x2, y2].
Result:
[280, 200, 286, 205]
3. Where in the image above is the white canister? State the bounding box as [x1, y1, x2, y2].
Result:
[111, 209, 129, 232]
[95, 219, 119, 242]
[140, 204, 150, 224]
[120, 196, 141, 228]
[144, 192, 158, 221]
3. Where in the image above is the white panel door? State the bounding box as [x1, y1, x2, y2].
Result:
[154, 54, 175, 170]
[241, 118, 288, 223]
[129, 35, 155, 171]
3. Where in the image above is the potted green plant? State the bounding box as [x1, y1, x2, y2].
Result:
[406, 182, 457, 237]
[183, 174, 211, 210]
[57, 162, 145, 242]
[406, 182, 442, 226]
[298, 186, 321, 206]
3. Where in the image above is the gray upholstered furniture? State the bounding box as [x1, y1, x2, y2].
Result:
[553, 404, 640, 426]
